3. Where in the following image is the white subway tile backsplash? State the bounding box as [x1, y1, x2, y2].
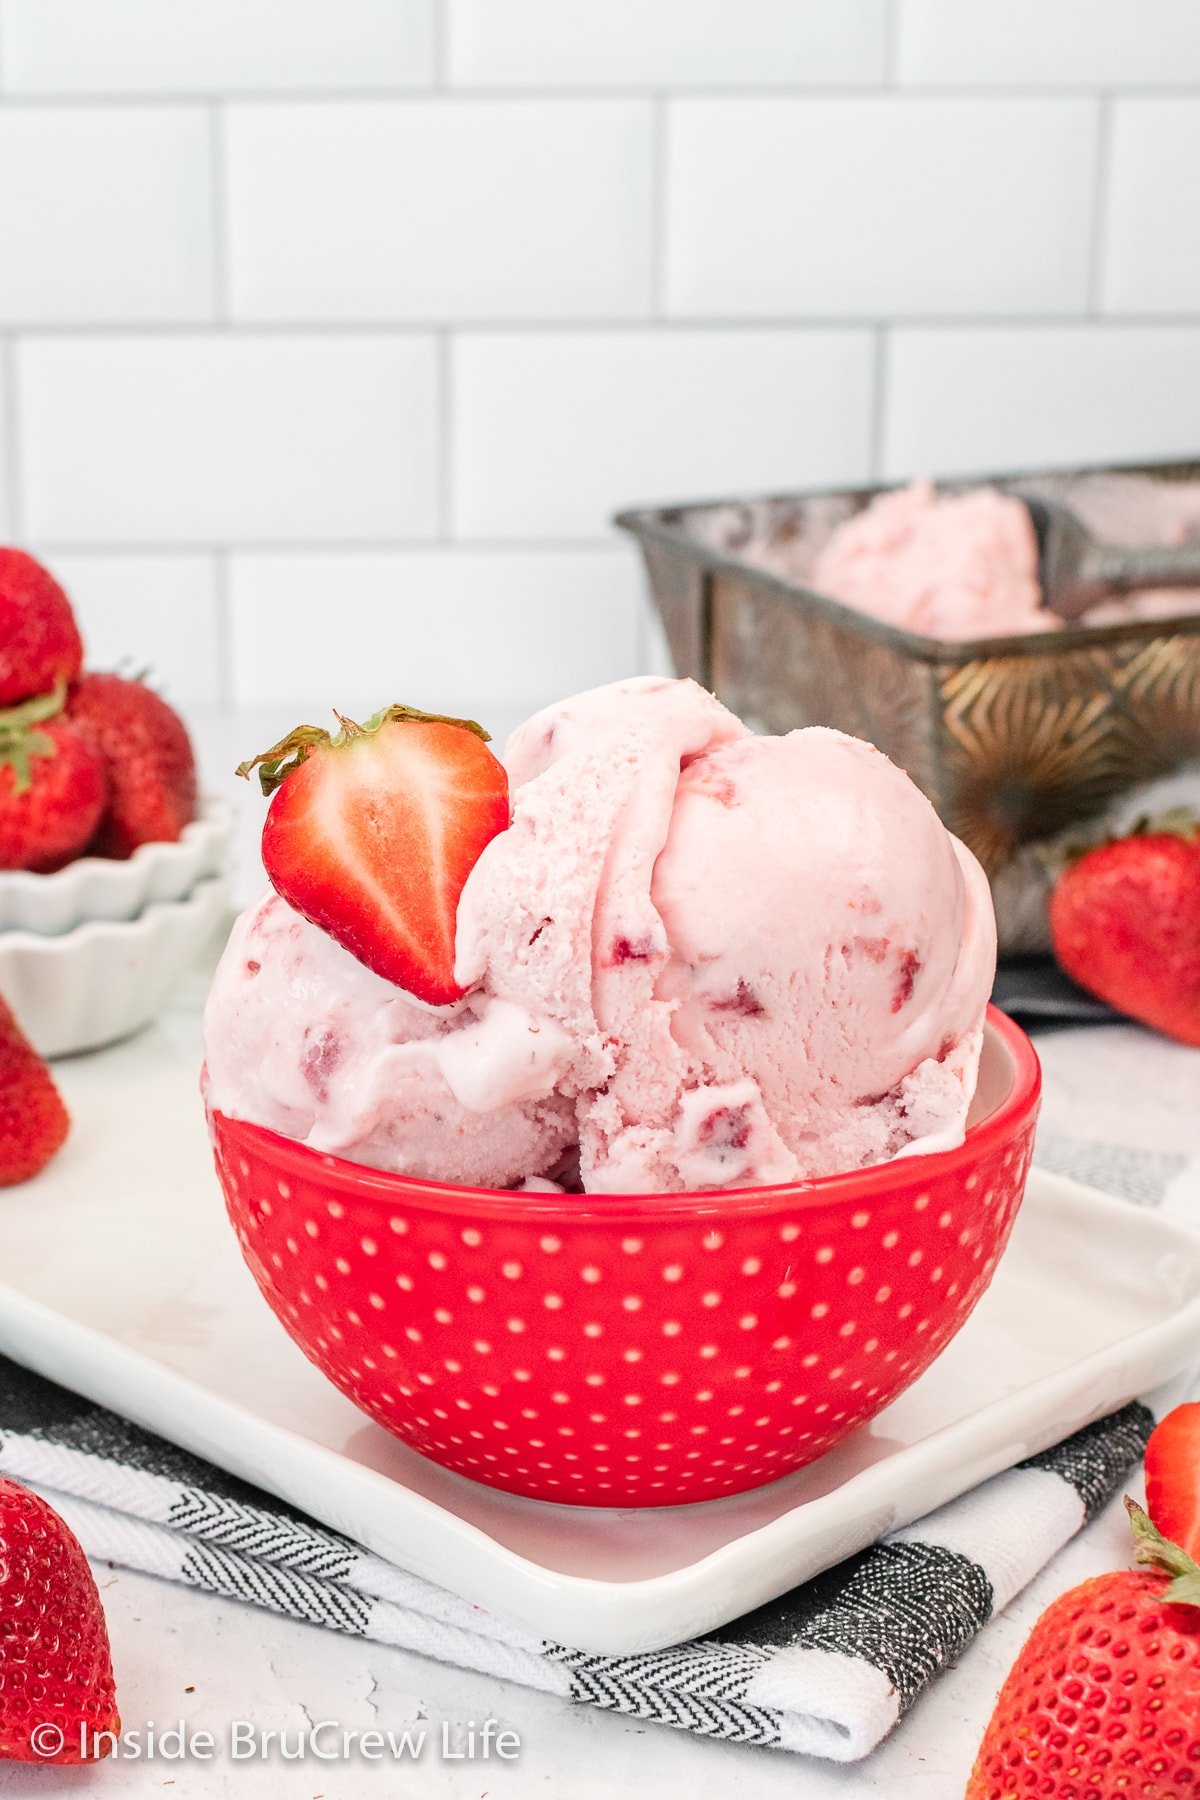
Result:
[883, 327, 1200, 479]
[0, 108, 212, 324]
[452, 329, 874, 539]
[1102, 101, 1200, 315]
[897, 0, 1200, 88]
[0, 0, 435, 94]
[226, 101, 653, 323]
[17, 335, 439, 544]
[36, 553, 222, 705]
[0, 18, 1189, 722]
[447, 0, 887, 89]
[665, 98, 1097, 319]
[228, 548, 644, 713]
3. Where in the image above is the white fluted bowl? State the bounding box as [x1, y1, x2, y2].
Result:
[0, 876, 229, 1058]
[0, 797, 234, 936]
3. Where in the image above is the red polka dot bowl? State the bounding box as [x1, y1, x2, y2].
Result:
[208, 1006, 1039, 1508]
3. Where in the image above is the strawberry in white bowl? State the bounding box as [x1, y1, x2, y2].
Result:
[0, 550, 230, 1053]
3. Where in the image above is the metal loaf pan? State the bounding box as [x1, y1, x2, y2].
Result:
[616, 459, 1200, 956]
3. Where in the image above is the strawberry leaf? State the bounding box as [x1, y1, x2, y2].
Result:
[237, 705, 492, 797]
[1125, 1496, 1200, 1607]
[0, 679, 69, 736]
[362, 703, 491, 743]
[1126, 806, 1200, 842]
[236, 724, 333, 796]
[0, 680, 69, 795]
[1055, 806, 1200, 874]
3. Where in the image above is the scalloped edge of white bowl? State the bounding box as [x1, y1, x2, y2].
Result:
[0, 797, 234, 935]
[0, 874, 230, 1057]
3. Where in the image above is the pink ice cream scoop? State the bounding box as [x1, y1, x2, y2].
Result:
[810, 479, 1054, 640]
[203, 887, 576, 1187]
[204, 677, 996, 1192]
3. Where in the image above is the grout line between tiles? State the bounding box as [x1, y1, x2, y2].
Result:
[1, 335, 21, 536]
[882, 0, 901, 87]
[1087, 94, 1115, 318]
[432, 0, 449, 90]
[437, 330, 453, 542]
[8, 316, 1200, 338]
[0, 83, 1198, 103]
[212, 548, 234, 708]
[208, 102, 231, 325]
[25, 537, 632, 556]
[869, 326, 889, 482]
[650, 93, 668, 318]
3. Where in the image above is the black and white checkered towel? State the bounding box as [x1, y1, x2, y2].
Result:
[0, 1136, 1196, 1765]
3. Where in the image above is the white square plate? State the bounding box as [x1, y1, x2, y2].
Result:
[2, 985, 1198, 1655]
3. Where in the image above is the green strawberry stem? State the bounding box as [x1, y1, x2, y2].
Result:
[0, 679, 68, 794]
[1125, 1496, 1200, 1607]
[1052, 806, 1200, 875]
[1126, 806, 1200, 841]
[236, 704, 492, 797]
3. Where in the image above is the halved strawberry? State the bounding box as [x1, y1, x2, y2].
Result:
[238, 705, 509, 1006]
[1145, 1400, 1200, 1561]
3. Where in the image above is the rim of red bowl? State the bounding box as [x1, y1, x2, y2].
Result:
[210, 1005, 1040, 1224]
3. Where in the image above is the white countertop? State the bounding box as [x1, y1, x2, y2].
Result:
[1, 714, 1197, 1799]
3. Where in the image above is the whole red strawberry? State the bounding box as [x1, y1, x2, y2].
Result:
[0, 1475, 119, 1762]
[67, 672, 197, 858]
[238, 704, 509, 1005]
[1146, 1401, 1200, 1562]
[1049, 818, 1200, 1046]
[966, 1501, 1200, 1799]
[0, 688, 107, 872]
[0, 992, 69, 1183]
[0, 549, 83, 707]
